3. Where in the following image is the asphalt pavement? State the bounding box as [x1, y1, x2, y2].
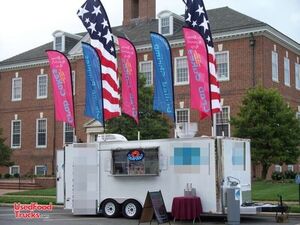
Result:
[0, 206, 299, 225]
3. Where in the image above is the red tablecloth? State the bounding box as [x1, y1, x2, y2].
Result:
[171, 196, 202, 220]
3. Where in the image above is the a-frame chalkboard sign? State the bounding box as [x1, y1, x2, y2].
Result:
[138, 191, 170, 225]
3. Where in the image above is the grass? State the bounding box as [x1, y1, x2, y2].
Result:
[252, 180, 300, 213]
[5, 188, 56, 196]
[252, 180, 299, 201]
[0, 196, 56, 205]
[1, 188, 57, 205]
[289, 204, 300, 213]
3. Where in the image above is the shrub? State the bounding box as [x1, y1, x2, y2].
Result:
[284, 170, 296, 179]
[272, 171, 284, 181]
[13, 173, 20, 178]
[0, 174, 2, 179]
[4, 173, 11, 179]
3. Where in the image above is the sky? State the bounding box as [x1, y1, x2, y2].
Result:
[0, 0, 299, 62]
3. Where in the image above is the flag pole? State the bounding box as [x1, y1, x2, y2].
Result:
[67, 56, 77, 142]
[52, 107, 56, 175]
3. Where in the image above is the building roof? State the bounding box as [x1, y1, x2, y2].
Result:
[0, 7, 297, 68]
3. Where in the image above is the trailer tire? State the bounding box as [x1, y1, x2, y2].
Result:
[102, 199, 121, 218]
[122, 199, 142, 219]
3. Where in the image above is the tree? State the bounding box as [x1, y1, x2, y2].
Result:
[106, 76, 172, 140]
[231, 87, 300, 179]
[0, 128, 13, 167]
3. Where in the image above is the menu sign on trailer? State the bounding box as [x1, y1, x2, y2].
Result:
[139, 191, 170, 225]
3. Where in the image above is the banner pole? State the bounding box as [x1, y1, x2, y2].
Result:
[52, 109, 56, 175]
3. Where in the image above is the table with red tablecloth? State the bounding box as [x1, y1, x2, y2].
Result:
[171, 196, 202, 222]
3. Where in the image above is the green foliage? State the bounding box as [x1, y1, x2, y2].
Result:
[271, 171, 296, 181]
[106, 76, 172, 140]
[4, 173, 11, 179]
[284, 170, 297, 179]
[0, 128, 13, 167]
[271, 171, 284, 181]
[231, 87, 300, 178]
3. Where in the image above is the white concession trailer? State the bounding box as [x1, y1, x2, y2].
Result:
[57, 136, 255, 218]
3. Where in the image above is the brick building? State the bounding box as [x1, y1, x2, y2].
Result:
[0, 0, 299, 178]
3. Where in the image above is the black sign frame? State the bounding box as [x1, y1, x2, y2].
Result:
[138, 191, 170, 225]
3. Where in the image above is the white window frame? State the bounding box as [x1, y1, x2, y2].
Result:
[275, 165, 282, 172]
[216, 51, 230, 81]
[216, 106, 231, 137]
[12, 77, 22, 101]
[296, 112, 300, 121]
[36, 118, 47, 148]
[63, 122, 74, 145]
[295, 63, 300, 90]
[53, 35, 65, 52]
[287, 164, 294, 172]
[9, 165, 20, 175]
[175, 108, 190, 124]
[174, 56, 189, 85]
[272, 51, 279, 82]
[37, 74, 48, 99]
[139, 61, 153, 86]
[284, 57, 290, 86]
[11, 120, 21, 149]
[72, 70, 76, 95]
[35, 165, 47, 176]
[159, 16, 173, 36]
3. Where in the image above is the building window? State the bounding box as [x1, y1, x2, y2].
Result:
[9, 165, 20, 176]
[112, 148, 159, 176]
[174, 57, 189, 85]
[176, 109, 190, 123]
[139, 61, 153, 86]
[296, 112, 300, 120]
[272, 51, 279, 82]
[216, 51, 229, 81]
[160, 17, 171, 35]
[287, 165, 294, 172]
[64, 123, 74, 145]
[12, 77, 22, 101]
[72, 70, 76, 95]
[284, 57, 290, 86]
[35, 165, 47, 176]
[275, 165, 282, 172]
[55, 36, 63, 51]
[37, 74, 48, 99]
[295, 63, 300, 90]
[36, 119, 47, 148]
[216, 106, 230, 137]
[11, 120, 21, 148]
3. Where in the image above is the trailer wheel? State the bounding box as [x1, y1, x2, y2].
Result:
[122, 199, 142, 219]
[102, 199, 121, 218]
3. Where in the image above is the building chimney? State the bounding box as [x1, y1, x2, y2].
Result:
[123, 0, 156, 26]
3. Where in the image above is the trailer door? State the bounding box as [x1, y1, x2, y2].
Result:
[73, 146, 99, 215]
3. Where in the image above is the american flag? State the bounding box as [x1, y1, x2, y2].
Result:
[184, 0, 221, 114]
[78, 0, 121, 120]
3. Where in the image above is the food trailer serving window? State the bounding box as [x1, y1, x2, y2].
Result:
[112, 148, 159, 176]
